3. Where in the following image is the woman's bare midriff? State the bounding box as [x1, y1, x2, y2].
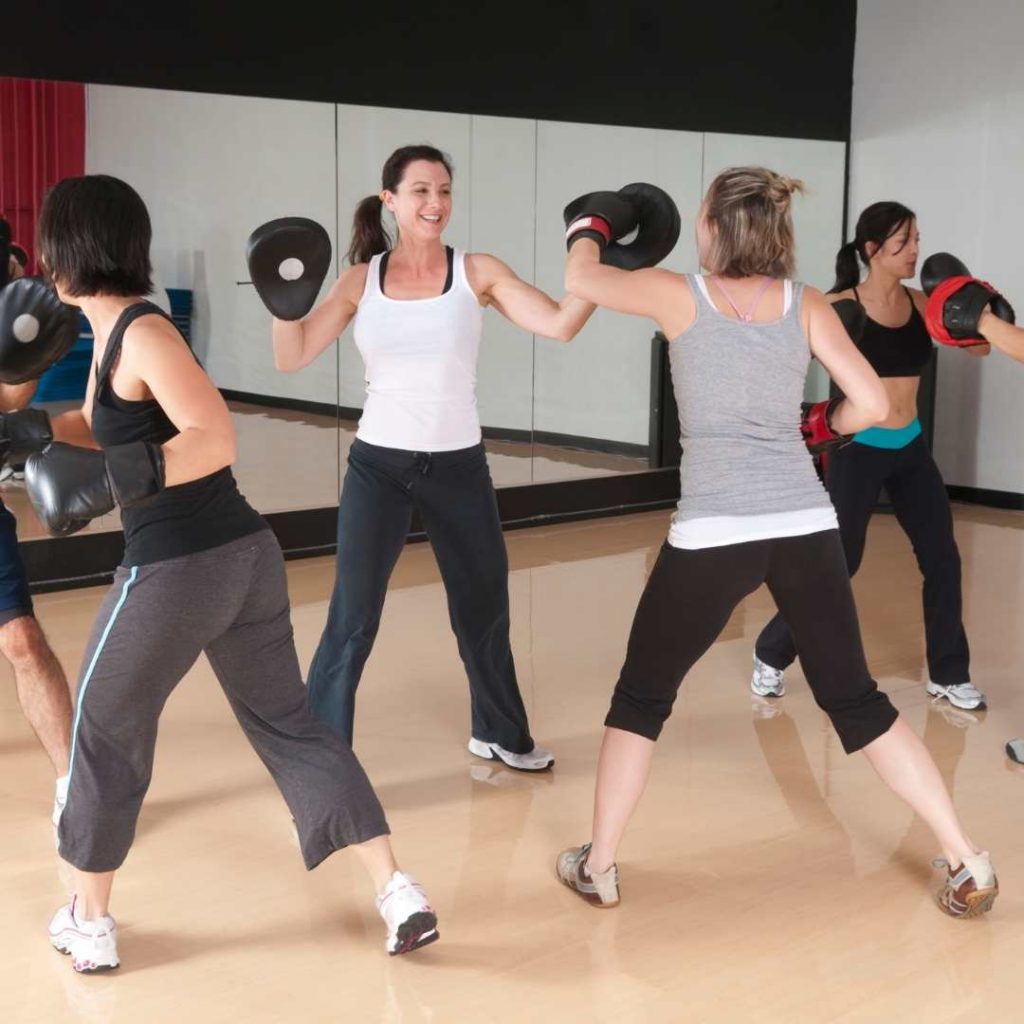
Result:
[879, 376, 921, 428]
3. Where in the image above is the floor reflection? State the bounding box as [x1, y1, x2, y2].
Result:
[1, 506, 1021, 1022]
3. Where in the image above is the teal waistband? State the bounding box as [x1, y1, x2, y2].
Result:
[853, 418, 922, 450]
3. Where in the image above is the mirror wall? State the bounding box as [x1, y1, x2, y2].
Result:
[6, 81, 846, 542]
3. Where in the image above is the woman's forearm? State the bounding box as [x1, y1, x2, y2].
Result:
[271, 318, 308, 372]
[980, 310, 1024, 364]
[546, 294, 597, 342]
[50, 410, 98, 448]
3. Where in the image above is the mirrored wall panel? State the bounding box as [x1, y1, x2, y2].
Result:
[4, 80, 847, 546]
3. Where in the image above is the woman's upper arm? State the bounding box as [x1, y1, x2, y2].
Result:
[125, 318, 232, 436]
[297, 264, 365, 359]
[567, 259, 690, 328]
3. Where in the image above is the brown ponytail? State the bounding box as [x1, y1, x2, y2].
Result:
[346, 195, 391, 266]
[345, 143, 454, 266]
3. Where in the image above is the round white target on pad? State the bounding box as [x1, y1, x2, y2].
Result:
[13, 313, 41, 343]
[278, 257, 305, 281]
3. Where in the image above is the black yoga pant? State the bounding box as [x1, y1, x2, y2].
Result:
[756, 436, 969, 685]
[607, 530, 899, 753]
[307, 439, 534, 753]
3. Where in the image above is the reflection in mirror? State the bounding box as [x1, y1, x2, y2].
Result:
[331, 104, 541, 488]
[530, 123, 848, 483]
[4, 79, 851, 546]
[530, 121, 704, 484]
[2, 82, 344, 538]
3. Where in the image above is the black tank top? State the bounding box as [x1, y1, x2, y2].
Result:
[851, 286, 933, 377]
[90, 301, 266, 565]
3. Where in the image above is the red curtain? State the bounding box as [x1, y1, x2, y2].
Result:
[0, 77, 86, 275]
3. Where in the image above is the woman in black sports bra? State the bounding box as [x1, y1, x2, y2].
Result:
[754, 202, 990, 712]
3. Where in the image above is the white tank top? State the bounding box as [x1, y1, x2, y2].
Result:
[353, 248, 484, 452]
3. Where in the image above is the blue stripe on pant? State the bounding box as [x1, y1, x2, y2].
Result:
[57, 532, 389, 873]
[63, 566, 138, 803]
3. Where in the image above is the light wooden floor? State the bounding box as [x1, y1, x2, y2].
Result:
[2, 505, 1022, 1023]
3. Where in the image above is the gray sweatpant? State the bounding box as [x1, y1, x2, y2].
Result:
[58, 530, 389, 873]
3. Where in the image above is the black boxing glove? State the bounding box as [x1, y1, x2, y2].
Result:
[0, 408, 53, 466]
[564, 183, 681, 271]
[26, 441, 165, 537]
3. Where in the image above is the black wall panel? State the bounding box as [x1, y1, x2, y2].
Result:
[7, 1, 856, 141]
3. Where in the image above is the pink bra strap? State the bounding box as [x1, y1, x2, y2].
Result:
[712, 275, 773, 322]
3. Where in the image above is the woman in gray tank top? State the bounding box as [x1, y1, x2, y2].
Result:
[552, 167, 997, 920]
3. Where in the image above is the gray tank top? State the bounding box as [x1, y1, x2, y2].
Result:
[668, 275, 832, 522]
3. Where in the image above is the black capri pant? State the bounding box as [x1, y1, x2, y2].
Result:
[607, 529, 899, 753]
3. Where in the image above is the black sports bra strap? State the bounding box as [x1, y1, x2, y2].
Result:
[96, 301, 175, 387]
[378, 246, 454, 296]
[442, 245, 454, 293]
[904, 286, 923, 316]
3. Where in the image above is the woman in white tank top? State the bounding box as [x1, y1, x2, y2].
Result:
[552, 167, 996, 920]
[272, 144, 595, 773]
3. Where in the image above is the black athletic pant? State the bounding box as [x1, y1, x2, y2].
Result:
[307, 439, 534, 753]
[755, 436, 970, 686]
[607, 530, 898, 753]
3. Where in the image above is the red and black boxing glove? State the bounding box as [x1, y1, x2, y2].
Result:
[564, 184, 681, 270]
[920, 252, 1015, 347]
[564, 191, 639, 251]
[800, 399, 852, 454]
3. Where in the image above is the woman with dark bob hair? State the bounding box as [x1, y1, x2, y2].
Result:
[752, 203, 990, 713]
[270, 144, 596, 772]
[27, 174, 439, 972]
[554, 168, 996, 919]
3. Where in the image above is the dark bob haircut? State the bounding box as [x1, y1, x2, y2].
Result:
[37, 175, 153, 297]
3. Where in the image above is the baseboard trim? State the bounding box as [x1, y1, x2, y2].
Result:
[25, 471, 1021, 594]
[24, 469, 680, 592]
[947, 485, 1024, 511]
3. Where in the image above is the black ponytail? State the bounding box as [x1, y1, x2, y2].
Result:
[831, 241, 861, 293]
[830, 200, 916, 294]
[345, 143, 454, 267]
[346, 195, 390, 266]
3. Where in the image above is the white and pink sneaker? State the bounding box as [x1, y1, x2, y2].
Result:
[48, 896, 119, 973]
[375, 872, 438, 956]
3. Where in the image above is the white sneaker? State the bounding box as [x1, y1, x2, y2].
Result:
[48, 897, 119, 973]
[556, 843, 620, 908]
[926, 681, 986, 711]
[468, 738, 554, 772]
[750, 654, 785, 697]
[375, 872, 438, 956]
